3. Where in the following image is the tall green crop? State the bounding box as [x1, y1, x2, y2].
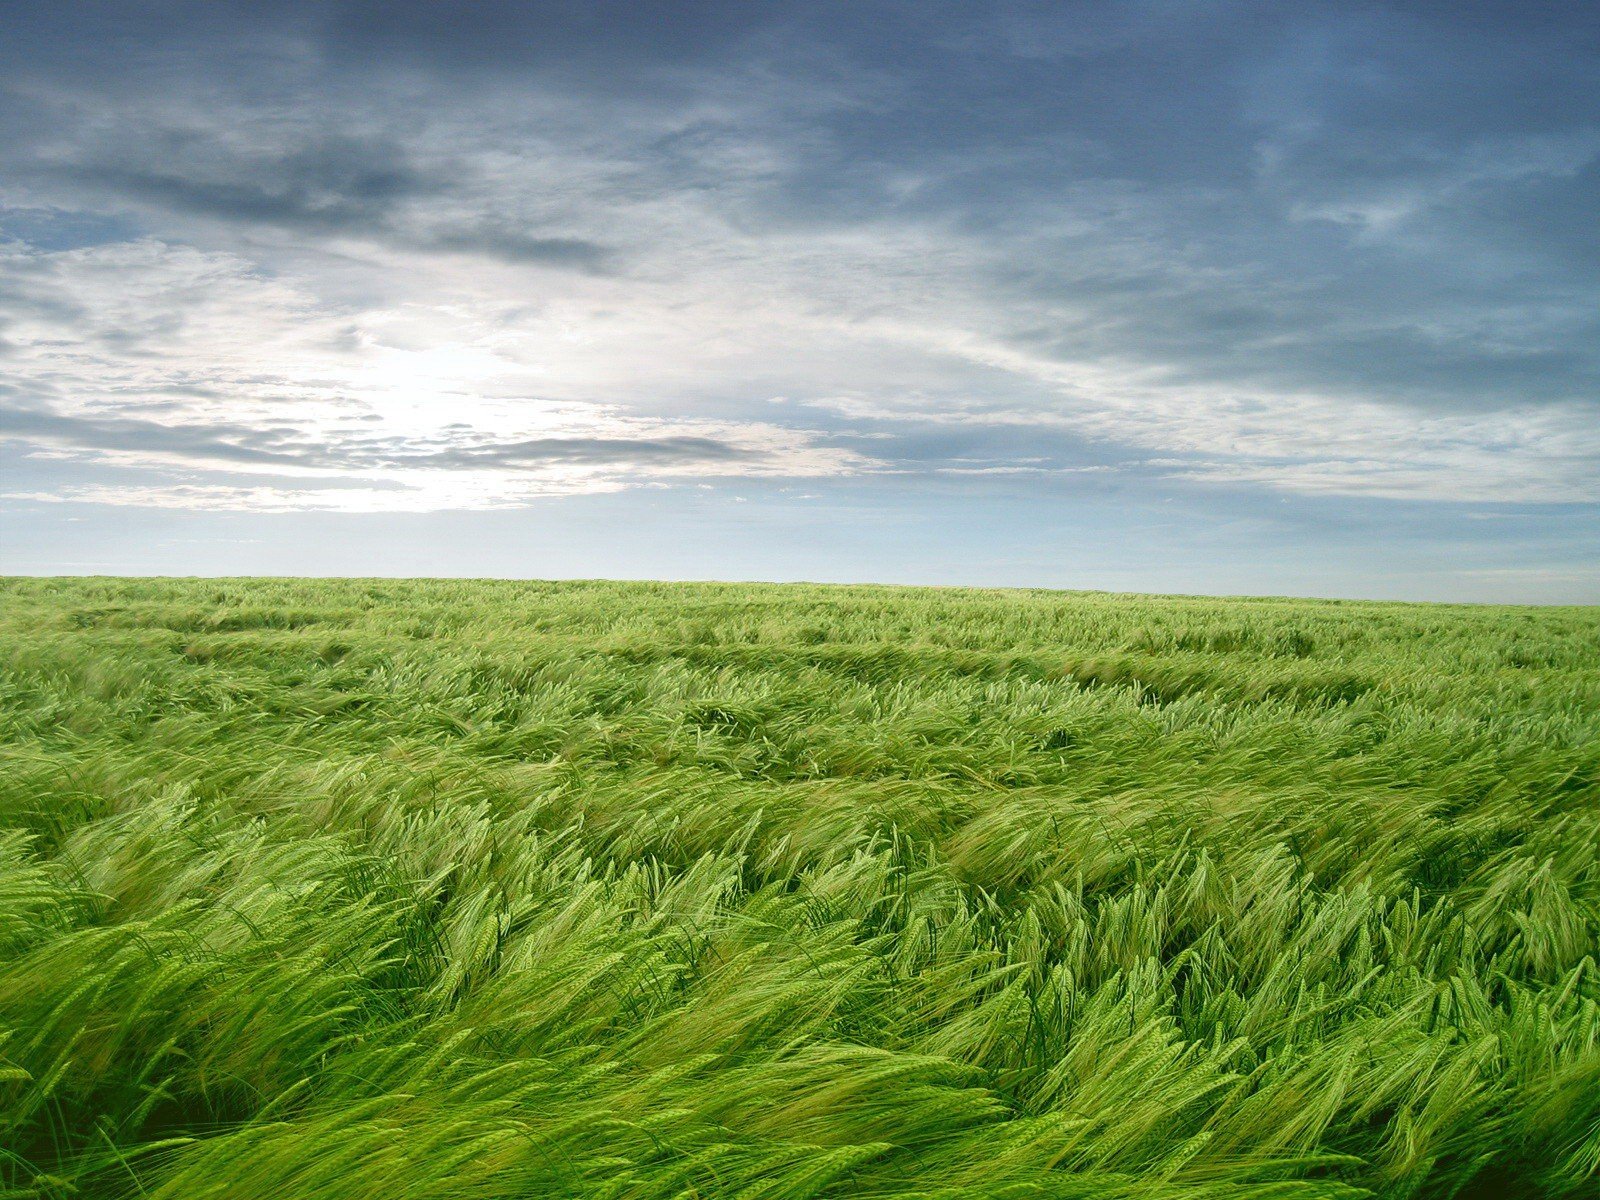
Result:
[1, 577, 1596, 1198]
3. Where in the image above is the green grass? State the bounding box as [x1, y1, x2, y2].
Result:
[1, 576, 1597, 1199]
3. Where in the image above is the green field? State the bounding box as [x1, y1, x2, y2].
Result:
[1, 577, 1597, 1199]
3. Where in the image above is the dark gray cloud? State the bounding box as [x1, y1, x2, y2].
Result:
[0, 404, 761, 472]
[0, 404, 316, 467]
[428, 229, 613, 272]
[26, 126, 617, 269]
[407, 436, 754, 469]
[64, 135, 433, 233]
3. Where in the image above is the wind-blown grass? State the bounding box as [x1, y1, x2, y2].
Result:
[0, 577, 1596, 1198]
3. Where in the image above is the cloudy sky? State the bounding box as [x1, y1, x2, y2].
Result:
[1, 1, 1596, 600]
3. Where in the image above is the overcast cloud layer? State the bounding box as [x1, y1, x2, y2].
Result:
[1, 1, 1596, 599]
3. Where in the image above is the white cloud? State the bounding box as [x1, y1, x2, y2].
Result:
[0, 238, 876, 510]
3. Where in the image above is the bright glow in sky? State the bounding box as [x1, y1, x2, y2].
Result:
[1, 2, 1597, 600]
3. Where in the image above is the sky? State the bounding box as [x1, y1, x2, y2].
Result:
[1, 1, 1596, 601]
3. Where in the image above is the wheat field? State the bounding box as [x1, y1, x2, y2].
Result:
[1, 577, 1596, 1199]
